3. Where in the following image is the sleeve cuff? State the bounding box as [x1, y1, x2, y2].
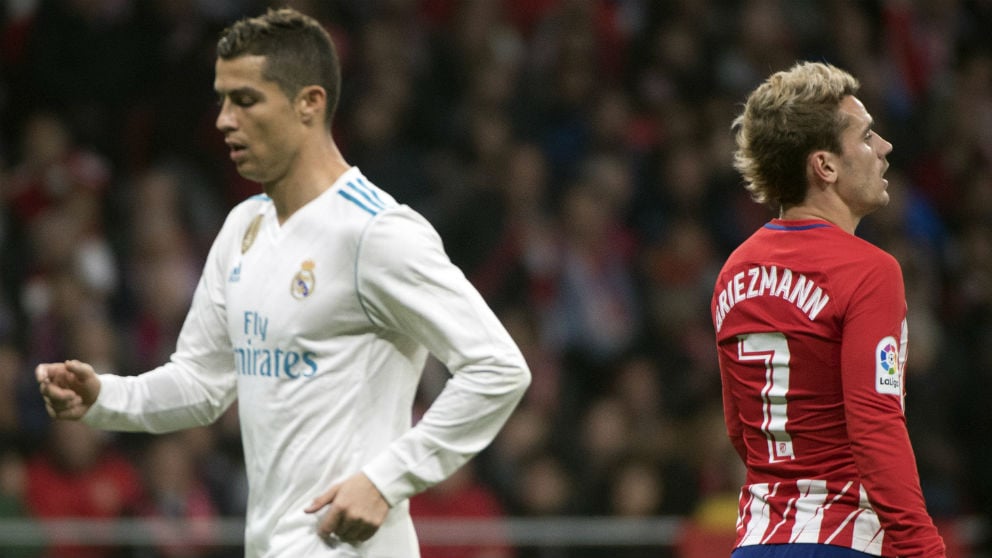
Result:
[361, 447, 432, 507]
[80, 374, 124, 428]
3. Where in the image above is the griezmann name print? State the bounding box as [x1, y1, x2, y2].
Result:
[714, 265, 830, 332]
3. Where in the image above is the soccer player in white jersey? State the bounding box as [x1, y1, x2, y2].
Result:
[35, 8, 530, 557]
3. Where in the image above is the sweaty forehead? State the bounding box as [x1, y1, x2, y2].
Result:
[214, 54, 271, 92]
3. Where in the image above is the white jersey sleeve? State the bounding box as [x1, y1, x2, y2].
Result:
[356, 208, 531, 505]
[82, 207, 241, 432]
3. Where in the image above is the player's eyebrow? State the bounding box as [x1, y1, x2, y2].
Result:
[861, 116, 874, 136]
[215, 86, 264, 102]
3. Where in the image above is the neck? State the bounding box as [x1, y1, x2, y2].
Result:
[265, 138, 350, 224]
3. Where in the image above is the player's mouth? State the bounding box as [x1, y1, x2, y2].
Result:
[227, 141, 249, 162]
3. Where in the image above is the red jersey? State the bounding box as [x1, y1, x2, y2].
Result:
[711, 219, 944, 558]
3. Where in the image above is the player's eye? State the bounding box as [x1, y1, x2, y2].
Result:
[234, 94, 257, 108]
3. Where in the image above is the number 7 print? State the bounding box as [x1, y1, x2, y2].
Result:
[738, 332, 796, 462]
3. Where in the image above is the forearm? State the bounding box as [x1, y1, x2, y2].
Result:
[362, 359, 530, 505]
[84, 363, 236, 433]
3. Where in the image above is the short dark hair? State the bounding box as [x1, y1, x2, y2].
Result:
[732, 61, 860, 209]
[217, 8, 341, 128]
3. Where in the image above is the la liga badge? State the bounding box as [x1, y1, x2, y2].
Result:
[874, 336, 901, 395]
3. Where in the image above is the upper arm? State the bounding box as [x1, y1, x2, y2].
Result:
[356, 209, 528, 384]
[840, 256, 907, 430]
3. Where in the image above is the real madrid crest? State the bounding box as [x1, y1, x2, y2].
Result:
[291, 259, 317, 299]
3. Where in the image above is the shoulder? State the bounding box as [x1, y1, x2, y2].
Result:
[742, 221, 899, 270]
[802, 230, 905, 309]
[833, 232, 902, 277]
[307, 170, 405, 242]
[326, 168, 424, 236]
[358, 205, 442, 262]
[716, 221, 903, 302]
[353, 203, 457, 298]
[328, 169, 399, 222]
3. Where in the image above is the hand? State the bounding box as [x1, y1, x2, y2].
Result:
[304, 472, 390, 545]
[36, 360, 101, 420]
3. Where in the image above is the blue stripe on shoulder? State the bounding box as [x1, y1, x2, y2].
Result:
[763, 222, 832, 231]
[355, 177, 387, 207]
[345, 180, 386, 211]
[338, 190, 379, 216]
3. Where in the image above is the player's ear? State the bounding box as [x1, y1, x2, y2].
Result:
[808, 150, 838, 186]
[297, 85, 327, 125]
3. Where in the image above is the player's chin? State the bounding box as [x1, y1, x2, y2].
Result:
[874, 190, 891, 210]
[234, 164, 264, 182]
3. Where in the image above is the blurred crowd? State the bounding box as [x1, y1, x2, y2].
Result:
[1, 0, 991, 557]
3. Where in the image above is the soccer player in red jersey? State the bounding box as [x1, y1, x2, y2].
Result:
[712, 61, 945, 558]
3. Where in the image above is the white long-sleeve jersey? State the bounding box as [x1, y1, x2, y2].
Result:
[83, 167, 531, 557]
